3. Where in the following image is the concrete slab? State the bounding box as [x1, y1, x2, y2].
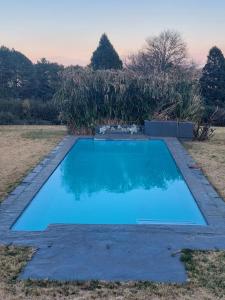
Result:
[20, 230, 187, 282]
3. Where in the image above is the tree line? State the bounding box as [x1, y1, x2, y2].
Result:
[0, 48, 63, 124]
[0, 31, 225, 126]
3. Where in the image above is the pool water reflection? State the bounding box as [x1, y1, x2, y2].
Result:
[13, 139, 206, 231]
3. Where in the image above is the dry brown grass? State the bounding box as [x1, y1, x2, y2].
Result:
[184, 127, 225, 200]
[0, 246, 225, 300]
[0, 125, 67, 201]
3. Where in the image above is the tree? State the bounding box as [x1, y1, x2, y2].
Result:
[90, 34, 123, 70]
[200, 46, 225, 108]
[126, 30, 187, 75]
[0, 46, 35, 99]
[34, 58, 64, 101]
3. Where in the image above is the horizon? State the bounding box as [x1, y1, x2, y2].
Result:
[0, 0, 225, 66]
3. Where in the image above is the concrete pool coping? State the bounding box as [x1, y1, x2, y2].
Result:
[1, 134, 225, 282]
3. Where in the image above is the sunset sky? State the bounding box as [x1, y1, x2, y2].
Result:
[0, 0, 225, 66]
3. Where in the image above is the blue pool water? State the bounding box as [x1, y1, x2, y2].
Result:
[13, 139, 206, 231]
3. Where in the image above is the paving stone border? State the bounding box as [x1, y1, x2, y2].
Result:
[0, 134, 225, 282]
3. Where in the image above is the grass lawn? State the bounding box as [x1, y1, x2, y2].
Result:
[0, 125, 67, 201]
[0, 125, 225, 299]
[184, 127, 225, 200]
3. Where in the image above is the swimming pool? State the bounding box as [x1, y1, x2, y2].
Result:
[13, 139, 206, 231]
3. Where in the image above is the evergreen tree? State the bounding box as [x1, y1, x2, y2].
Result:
[34, 58, 63, 101]
[90, 34, 123, 70]
[200, 46, 225, 108]
[0, 46, 35, 99]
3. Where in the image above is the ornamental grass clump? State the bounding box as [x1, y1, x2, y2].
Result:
[55, 66, 202, 134]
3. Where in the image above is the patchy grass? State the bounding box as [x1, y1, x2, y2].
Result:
[0, 125, 67, 201]
[182, 249, 225, 298]
[184, 127, 225, 200]
[21, 129, 66, 140]
[0, 246, 225, 299]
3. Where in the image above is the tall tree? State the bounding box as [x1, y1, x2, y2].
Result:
[126, 30, 187, 75]
[90, 34, 123, 70]
[0, 46, 35, 99]
[34, 58, 63, 101]
[200, 46, 225, 108]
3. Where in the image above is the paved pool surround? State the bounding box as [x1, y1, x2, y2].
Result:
[1, 134, 225, 282]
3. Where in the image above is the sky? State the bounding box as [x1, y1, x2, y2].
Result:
[0, 0, 225, 66]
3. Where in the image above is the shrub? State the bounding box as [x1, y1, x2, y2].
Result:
[55, 67, 202, 133]
[0, 111, 16, 124]
[0, 98, 59, 124]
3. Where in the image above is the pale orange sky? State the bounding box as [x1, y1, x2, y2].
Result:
[0, 0, 225, 66]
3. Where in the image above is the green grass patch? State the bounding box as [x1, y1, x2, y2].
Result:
[21, 129, 66, 140]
